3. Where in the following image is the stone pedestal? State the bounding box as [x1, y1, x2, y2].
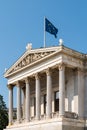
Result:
[4, 118, 85, 130]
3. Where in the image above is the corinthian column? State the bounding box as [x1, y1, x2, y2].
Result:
[46, 69, 52, 118]
[22, 87, 26, 120]
[59, 64, 65, 116]
[35, 73, 41, 120]
[25, 78, 30, 122]
[17, 81, 21, 122]
[8, 84, 13, 125]
[77, 68, 84, 119]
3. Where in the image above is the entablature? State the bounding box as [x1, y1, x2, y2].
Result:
[4, 45, 86, 83]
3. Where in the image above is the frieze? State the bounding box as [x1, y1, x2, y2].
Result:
[63, 55, 83, 66]
[9, 51, 55, 74]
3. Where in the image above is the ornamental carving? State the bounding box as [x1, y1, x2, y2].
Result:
[59, 63, 65, 71]
[46, 68, 51, 76]
[9, 51, 54, 74]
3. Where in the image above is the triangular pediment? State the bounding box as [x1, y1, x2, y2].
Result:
[4, 46, 59, 77]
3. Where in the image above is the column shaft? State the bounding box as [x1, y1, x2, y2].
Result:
[35, 74, 41, 120]
[46, 69, 52, 118]
[59, 65, 65, 116]
[9, 85, 13, 125]
[17, 82, 21, 122]
[85, 73, 87, 118]
[25, 78, 30, 121]
[77, 69, 84, 118]
[22, 88, 26, 119]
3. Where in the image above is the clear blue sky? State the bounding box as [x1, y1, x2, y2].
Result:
[0, 0, 87, 107]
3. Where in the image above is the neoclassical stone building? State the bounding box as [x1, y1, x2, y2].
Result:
[4, 41, 87, 130]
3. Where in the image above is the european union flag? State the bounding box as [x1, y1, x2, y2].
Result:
[45, 18, 58, 38]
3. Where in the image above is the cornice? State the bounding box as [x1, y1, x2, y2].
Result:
[61, 46, 85, 60]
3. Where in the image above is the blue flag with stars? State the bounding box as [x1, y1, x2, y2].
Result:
[45, 18, 58, 38]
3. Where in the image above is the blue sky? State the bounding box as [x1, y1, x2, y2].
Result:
[0, 0, 87, 107]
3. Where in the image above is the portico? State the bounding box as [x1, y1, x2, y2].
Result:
[4, 42, 86, 130]
[8, 63, 66, 124]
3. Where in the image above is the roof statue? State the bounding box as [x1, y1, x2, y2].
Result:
[26, 43, 32, 51]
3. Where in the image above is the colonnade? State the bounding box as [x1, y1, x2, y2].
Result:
[8, 64, 65, 125]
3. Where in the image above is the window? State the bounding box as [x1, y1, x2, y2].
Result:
[44, 94, 47, 114]
[55, 91, 59, 112]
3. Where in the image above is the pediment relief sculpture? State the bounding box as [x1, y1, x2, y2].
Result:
[9, 51, 55, 74]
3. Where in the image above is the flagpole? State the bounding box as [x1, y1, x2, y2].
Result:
[44, 16, 46, 48]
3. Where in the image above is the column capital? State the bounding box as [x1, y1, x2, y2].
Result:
[35, 73, 40, 80]
[16, 81, 21, 87]
[25, 77, 30, 84]
[46, 68, 52, 76]
[8, 84, 14, 89]
[58, 63, 65, 71]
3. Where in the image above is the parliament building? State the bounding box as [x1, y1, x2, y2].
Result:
[4, 40, 87, 130]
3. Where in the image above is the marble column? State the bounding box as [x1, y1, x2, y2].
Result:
[17, 81, 21, 122]
[59, 64, 65, 116]
[77, 68, 84, 119]
[8, 84, 13, 125]
[25, 78, 30, 122]
[85, 72, 87, 118]
[35, 73, 41, 120]
[46, 69, 52, 118]
[22, 87, 26, 120]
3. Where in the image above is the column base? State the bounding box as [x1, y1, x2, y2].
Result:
[17, 120, 21, 124]
[59, 115, 65, 118]
[46, 114, 52, 119]
[8, 122, 13, 126]
[25, 119, 30, 122]
[35, 116, 40, 121]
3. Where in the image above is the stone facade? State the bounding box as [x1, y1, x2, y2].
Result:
[4, 44, 87, 130]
